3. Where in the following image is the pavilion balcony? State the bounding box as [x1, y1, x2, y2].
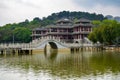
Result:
[74, 23, 92, 27]
[47, 32, 72, 35]
[31, 34, 47, 36]
[73, 31, 91, 34]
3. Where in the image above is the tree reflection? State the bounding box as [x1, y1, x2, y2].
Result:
[89, 51, 120, 75]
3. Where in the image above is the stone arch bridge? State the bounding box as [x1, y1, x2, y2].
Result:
[0, 38, 95, 50]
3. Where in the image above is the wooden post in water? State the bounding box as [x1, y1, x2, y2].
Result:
[119, 47, 120, 52]
[30, 50, 32, 55]
[15, 49, 19, 56]
[4, 49, 6, 57]
[0, 50, 4, 55]
[70, 48, 74, 53]
[12, 49, 15, 55]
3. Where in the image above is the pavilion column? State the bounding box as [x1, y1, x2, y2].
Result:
[79, 35, 81, 40]
[57, 28, 59, 33]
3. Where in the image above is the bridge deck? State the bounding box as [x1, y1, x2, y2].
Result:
[0, 38, 100, 50]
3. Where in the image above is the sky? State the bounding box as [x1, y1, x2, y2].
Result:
[0, 0, 120, 26]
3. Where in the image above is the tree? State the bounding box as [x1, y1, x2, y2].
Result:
[13, 27, 31, 43]
[89, 19, 120, 45]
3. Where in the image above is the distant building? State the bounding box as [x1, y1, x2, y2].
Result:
[32, 18, 92, 43]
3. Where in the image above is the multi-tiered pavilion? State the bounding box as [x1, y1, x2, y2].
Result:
[32, 18, 92, 43]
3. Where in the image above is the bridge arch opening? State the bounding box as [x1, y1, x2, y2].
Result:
[44, 42, 58, 61]
[75, 41, 79, 43]
[48, 42, 58, 49]
[44, 41, 58, 53]
[44, 41, 58, 56]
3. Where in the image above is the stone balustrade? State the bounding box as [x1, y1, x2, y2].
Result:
[0, 37, 95, 49]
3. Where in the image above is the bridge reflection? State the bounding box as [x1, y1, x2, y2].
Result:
[44, 43, 58, 61]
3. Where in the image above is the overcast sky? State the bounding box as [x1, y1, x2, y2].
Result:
[0, 0, 120, 26]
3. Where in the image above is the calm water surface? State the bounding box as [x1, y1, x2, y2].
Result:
[0, 50, 120, 80]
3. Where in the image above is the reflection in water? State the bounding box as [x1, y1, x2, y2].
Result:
[44, 49, 58, 61]
[90, 51, 120, 74]
[44, 44, 58, 61]
[0, 51, 120, 80]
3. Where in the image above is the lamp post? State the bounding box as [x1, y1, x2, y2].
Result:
[13, 33, 15, 48]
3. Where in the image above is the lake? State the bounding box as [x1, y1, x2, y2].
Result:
[0, 50, 120, 80]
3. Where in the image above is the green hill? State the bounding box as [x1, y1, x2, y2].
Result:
[0, 11, 105, 43]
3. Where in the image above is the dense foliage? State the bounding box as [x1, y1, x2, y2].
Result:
[88, 20, 120, 45]
[0, 11, 105, 43]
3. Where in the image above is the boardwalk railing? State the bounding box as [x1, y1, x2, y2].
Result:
[0, 43, 31, 49]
